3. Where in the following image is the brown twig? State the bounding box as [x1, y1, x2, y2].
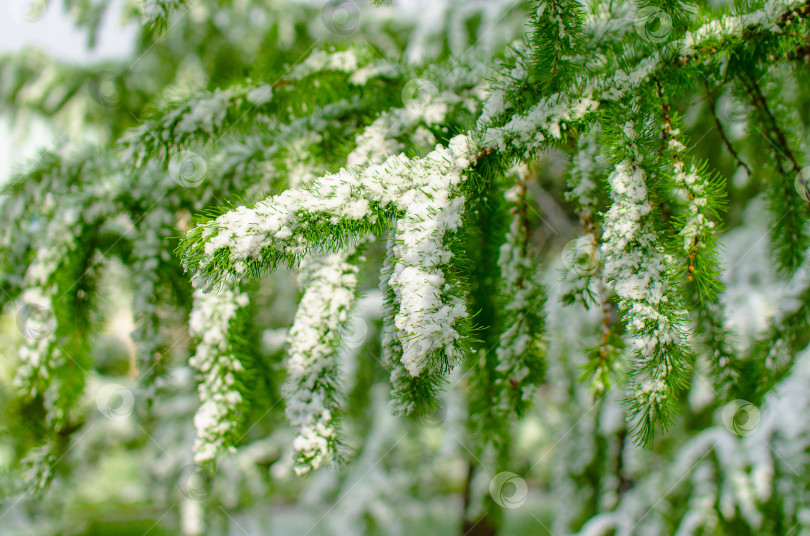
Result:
[739, 74, 803, 176]
[703, 80, 753, 176]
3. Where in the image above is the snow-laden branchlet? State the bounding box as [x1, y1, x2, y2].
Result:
[189, 282, 249, 464]
[666, 131, 719, 271]
[122, 48, 402, 168]
[131, 207, 174, 382]
[14, 212, 77, 398]
[600, 156, 690, 444]
[283, 251, 359, 475]
[386, 145, 469, 376]
[662, 122, 740, 397]
[188, 284, 249, 464]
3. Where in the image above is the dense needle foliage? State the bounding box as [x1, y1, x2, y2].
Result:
[2, 0, 810, 534]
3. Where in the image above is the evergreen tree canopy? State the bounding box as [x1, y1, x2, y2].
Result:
[2, 0, 810, 534]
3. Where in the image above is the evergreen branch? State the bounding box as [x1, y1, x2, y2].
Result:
[738, 71, 809, 273]
[581, 280, 624, 397]
[380, 227, 447, 416]
[740, 74, 802, 176]
[180, 137, 481, 419]
[283, 250, 359, 474]
[121, 47, 403, 167]
[600, 114, 691, 446]
[341, 67, 487, 413]
[657, 82, 726, 304]
[561, 128, 606, 309]
[481, 89, 600, 158]
[13, 185, 116, 402]
[744, 275, 810, 404]
[692, 298, 741, 399]
[580, 1, 637, 54]
[563, 130, 624, 392]
[189, 282, 251, 465]
[0, 50, 134, 137]
[179, 136, 474, 291]
[7, 0, 810, 520]
[528, 0, 586, 94]
[493, 164, 546, 418]
[481, 0, 810, 159]
[657, 88, 742, 397]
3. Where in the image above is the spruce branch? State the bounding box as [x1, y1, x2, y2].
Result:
[130, 207, 177, 384]
[744, 275, 810, 404]
[740, 74, 803, 176]
[6, 0, 810, 517]
[13, 182, 117, 403]
[561, 128, 607, 309]
[564, 139, 625, 397]
[482, 0, 810, 161]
